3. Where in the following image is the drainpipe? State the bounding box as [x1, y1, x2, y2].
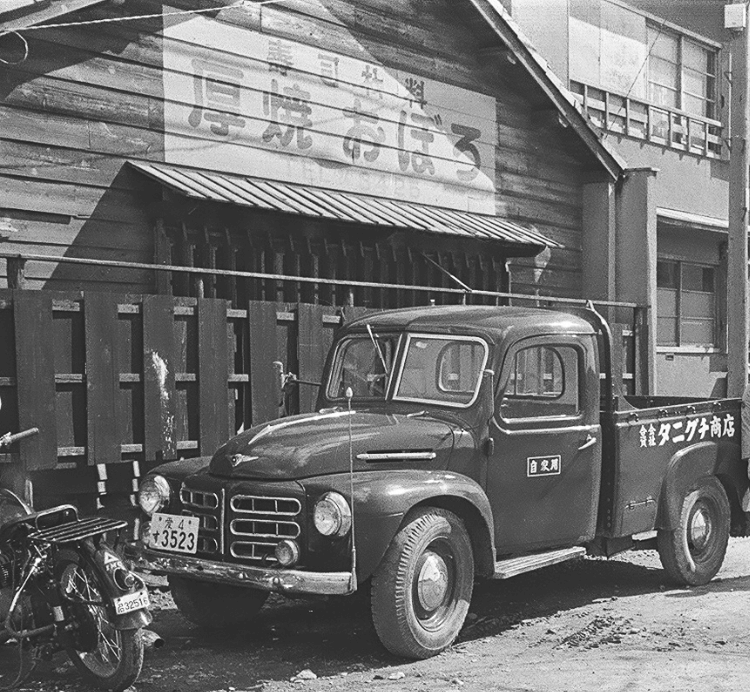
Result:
[727, 1, 750, 396]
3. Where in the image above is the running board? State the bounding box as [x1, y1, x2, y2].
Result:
[492, 546, 586, 579]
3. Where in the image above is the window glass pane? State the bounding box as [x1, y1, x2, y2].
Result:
[682, 291, 714, 319]
[681, 319, 714, 345]
[501, 346, 579, 419]
[650, 57, 678, 87]
[657, 261, 679, 288]
[649, 28, 678, 61]
[438, 342, 485, 397]
[658, 316, 678, 346]
[327, 335, 398, 399]
[657, 287, 678, 316]
[682, 264, 714, 292]
[683, 41, 709, 72]
[395, 336, 486, 406]
[683, 70, 708, 99]
[649, 82, 679, 109]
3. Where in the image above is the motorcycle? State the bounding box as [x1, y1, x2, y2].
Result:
[0, 420, 151, 691]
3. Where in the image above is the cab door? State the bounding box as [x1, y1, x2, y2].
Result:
[487, 335, 601, 553]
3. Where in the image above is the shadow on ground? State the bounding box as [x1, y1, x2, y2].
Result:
[23, 552, 741, 691]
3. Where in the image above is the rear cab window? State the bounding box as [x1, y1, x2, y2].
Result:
[498, 343, 582, 420]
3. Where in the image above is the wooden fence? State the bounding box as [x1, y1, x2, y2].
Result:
[0, 289, 360, 510]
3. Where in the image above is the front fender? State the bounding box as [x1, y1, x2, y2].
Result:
[302, 470, 495, 581]
[656, 440, 744, 530]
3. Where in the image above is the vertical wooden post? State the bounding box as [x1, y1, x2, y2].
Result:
[84, 294, 121, 467]
[154, 219, 172, 296]
[7, 257, 26, 290]
[248, 301, 280, 425]
[13, 291, 58, 471]
[197, 299, 229, 455]
[143, 295, 177, 463]
[297, 304, 324, 414]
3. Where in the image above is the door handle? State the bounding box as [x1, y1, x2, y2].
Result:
[578, 434, 598, 451]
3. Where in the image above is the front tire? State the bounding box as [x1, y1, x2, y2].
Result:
[371, 508, 474, 659]
[657, 476, 730, 586]
[57, 557, 143, 692]
[169, 576, 268, 628]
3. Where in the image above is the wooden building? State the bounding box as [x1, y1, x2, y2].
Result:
[0, 0, 640, 507]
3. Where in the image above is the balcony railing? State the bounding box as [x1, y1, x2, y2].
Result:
[570, 81, 723, 159]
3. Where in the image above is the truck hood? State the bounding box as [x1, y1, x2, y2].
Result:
[208, 410, 457, 480]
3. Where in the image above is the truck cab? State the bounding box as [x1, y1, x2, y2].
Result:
[132, 305, 746, 660]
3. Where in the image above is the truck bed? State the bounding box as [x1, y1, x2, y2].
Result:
[600, 396, 743, 538]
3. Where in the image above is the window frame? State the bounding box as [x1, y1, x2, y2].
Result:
[656, 258, 718, 349]
[391, 333, 489, 409]
[647, 23, 718, 121]
[325, 332, 402, 402]
[496, 340, 584, 424]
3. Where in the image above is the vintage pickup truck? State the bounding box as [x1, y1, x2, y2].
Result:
[132, 305, 747, 659]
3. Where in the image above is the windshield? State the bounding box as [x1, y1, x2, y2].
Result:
[393, 334, 488, 407]
[327, 334, 399, 400]
[327, 331, 489, 407]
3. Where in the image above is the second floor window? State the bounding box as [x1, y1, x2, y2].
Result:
[648, 25, 717, 120]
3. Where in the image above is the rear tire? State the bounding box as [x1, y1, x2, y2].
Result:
[371, 508, 474, 659]
[657, 476, 730, 586]
[169, 576, 268, 628]
[57, 556, 143, 692]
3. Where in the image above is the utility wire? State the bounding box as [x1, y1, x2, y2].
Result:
[0, 0, 286, 36]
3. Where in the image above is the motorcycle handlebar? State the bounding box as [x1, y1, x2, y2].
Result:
[0, 427, 39, 448]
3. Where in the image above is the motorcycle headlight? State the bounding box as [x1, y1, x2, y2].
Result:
[313, 492, 351, 537]
[137, 475, 171, 516]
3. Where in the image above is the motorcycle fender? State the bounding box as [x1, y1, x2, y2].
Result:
[303, 470, 495, 582]
[83, 543, 152, 629]
[114, 608, 153, 631]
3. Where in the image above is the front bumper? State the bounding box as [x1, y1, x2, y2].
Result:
[127, 545, 356, 596]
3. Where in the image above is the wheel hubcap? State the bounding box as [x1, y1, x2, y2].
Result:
[689, 505, 712, 552]
[416, 551, 449, 612]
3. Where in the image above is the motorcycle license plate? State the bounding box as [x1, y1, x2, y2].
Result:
[114, 589, 150, 616]
[147, 513, 200, 554]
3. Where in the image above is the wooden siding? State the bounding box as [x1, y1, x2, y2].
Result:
[0, 0, 590, 300]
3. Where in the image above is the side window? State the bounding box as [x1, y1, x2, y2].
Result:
[499, 345, 580, 419]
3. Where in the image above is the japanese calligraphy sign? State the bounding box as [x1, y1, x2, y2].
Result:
[163, 9, 497, 212]
[527, 455, 561, 478]
[637, 412, 737, 450]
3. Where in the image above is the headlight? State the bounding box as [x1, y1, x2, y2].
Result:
[137, 475, 171, 516]
[313, 492, 351, 537]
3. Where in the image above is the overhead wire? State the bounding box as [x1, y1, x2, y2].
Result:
[0, 0, 288, 36]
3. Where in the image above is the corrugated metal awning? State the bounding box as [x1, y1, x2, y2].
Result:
[128, 160, 558, 255]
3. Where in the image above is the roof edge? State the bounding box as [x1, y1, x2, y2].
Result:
[466, 0, 626, 181]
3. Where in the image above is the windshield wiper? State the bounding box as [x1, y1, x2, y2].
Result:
[366, 323, 390, 377]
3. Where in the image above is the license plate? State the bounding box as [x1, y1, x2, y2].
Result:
[147, 513, 200, 554]
[113, 589, 150, 616]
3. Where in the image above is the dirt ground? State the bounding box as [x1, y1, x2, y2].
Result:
[10, 538, 750, 692]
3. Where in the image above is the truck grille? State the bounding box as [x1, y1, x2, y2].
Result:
[229, 494, 302, 564]
[180, 485, 222, 556]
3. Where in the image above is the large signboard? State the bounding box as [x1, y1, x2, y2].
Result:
[163, 10, 497, 212]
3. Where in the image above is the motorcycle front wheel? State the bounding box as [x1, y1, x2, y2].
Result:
[56, 555, 143, 692]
